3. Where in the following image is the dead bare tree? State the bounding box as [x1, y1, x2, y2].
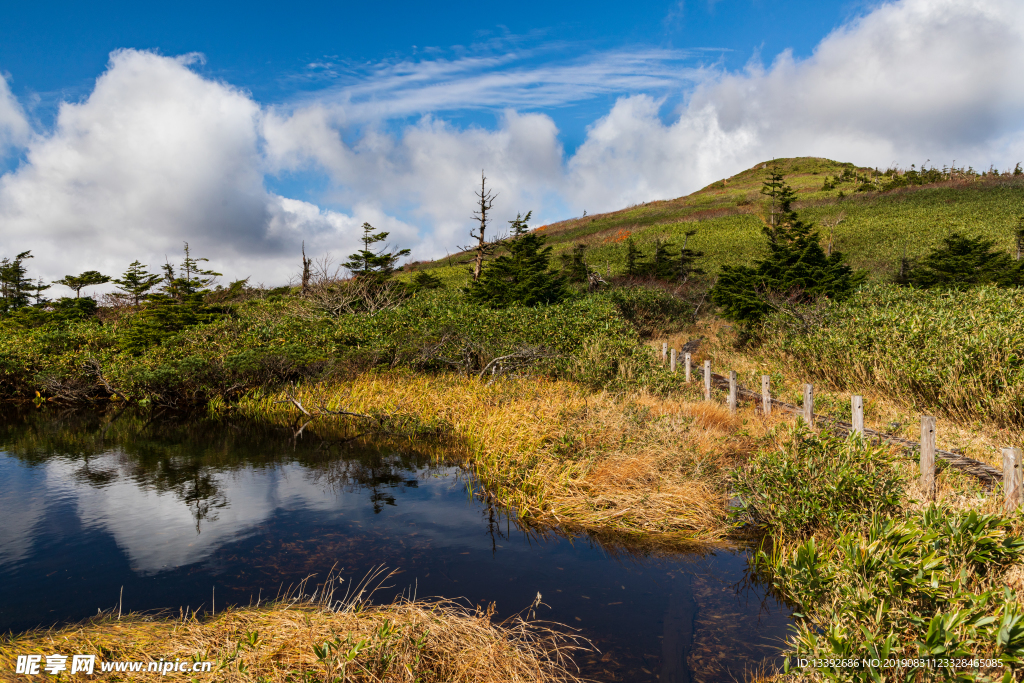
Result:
[470, 171, 497, 281]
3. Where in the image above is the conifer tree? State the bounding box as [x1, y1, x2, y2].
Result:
[0, 251, 36, 314]
[466, 231, 566, 308]
[559, 243, 590, 283]
[409, 270, 442, 292]
[649, 239, 678, 279]
[624, 237, 646, 277]
[55, 270, 111, 298]
[113, 261, 163, 306]
[711, 168, 863, 326]
[343, 223, 410, 281]
[508, 211, 533, 239]
[677, 229, 705, 282]
[901, 233, 1023, 288]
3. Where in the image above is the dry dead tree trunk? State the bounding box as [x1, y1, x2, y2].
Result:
[471, 170, 497, 281]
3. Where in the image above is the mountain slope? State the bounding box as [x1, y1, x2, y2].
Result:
[415, 157, 1024, 284]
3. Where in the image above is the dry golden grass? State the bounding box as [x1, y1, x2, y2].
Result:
[0, 581, 587, 683]
[229, 371, 789, 542]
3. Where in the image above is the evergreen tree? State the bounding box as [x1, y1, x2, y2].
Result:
[649, 239, 678, 279]
[0, 251, 35, 314]
[711, 170, 863, 326]
[125, 244, 221, 353]
[466, 231, 566, 308]
[901, 233, 1023, 289]
[508, 211, 533, 239]
[343, 223, 410, 281]
[55, 270, 111, 298]
[30, 278, 51, 305]
[559, 243, 590, 283]
[677, 230, 705, 282]
[113, 261, 163, 305]
[624, 237, 646, 277]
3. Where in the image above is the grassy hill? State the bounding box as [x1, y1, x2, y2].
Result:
[413, 157, 1024, 284]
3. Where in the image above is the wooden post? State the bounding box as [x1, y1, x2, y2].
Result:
[851, 396, 864, 436]
[728, 372, 737, 413]
[761, 375, 771, 415]
[670, 348, 677, 373]
[920, 416, 936, 500]
[704, 360, 711, 401]
[1004, 447, 1022, 511]
[662, 342, 668, 364]
[684, 353, 691, 383]
[802, 384, 814, 425]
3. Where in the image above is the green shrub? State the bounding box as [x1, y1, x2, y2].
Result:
[768, 506, 1024, 681]
[731, 427, 905, 537]
[603, 286, 692, 339]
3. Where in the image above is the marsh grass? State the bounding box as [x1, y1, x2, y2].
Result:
[227, 371, 794, 541]
[0, 571, 588, 683]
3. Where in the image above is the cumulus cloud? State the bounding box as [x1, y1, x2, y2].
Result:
[0, 50, 387, 285]
[2, 0, 1024, 286]
[0, 73, 30, 155]
[566, 0, 1024, 210]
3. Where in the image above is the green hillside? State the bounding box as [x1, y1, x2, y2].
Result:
[414, 157, 1024, 284]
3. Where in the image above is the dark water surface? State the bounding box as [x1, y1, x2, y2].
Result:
[0, 408, 792, 682]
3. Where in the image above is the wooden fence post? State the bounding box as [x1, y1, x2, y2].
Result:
[920, 416, 936, 500]
[851, 396, 864, 436]
[728, 372, 737, 413]
[761, 375, 771, 415]
[704, 360, 711, 401]
[803, 384, 814, 425]
[670, 348, 677, 373]
[1004, 447, 1022, 511]
[662, 342, 668, 364]
[684, 353, 691, 383]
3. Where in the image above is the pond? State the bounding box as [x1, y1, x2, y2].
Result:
[0, 407, 793, 682]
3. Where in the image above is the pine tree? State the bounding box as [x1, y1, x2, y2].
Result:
[343, 223, 410, 281]
[649, 239, 678, 279]
[466, 232, 566, 308]
[710, 170, 863, 326]
[559, 243, 590, 283]
[677, 230, 705, 282]
[55, 270, 111, 298]
[901, 233, 1023, 288]
[624, 237, 646, 277]
[508, 211, 533, 239]
[0, 251, 35, 314]
[113, 261, 163, 306]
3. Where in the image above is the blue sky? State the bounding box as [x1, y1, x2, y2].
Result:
[0, 0, 1022, 285]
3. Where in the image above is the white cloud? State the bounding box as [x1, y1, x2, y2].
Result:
[0, 50, 384, 285]
[0, 73, 30, 155]
[2, 0, 1024, 286]
[566, 0, 1024, 210]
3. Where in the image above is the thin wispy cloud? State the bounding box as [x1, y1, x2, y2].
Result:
[290, 47, 718, 121]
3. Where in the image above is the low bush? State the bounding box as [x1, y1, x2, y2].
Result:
[731, 427, 905, 537]
[767, 506, 1024, 681]
[0, 287, 679, 404]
